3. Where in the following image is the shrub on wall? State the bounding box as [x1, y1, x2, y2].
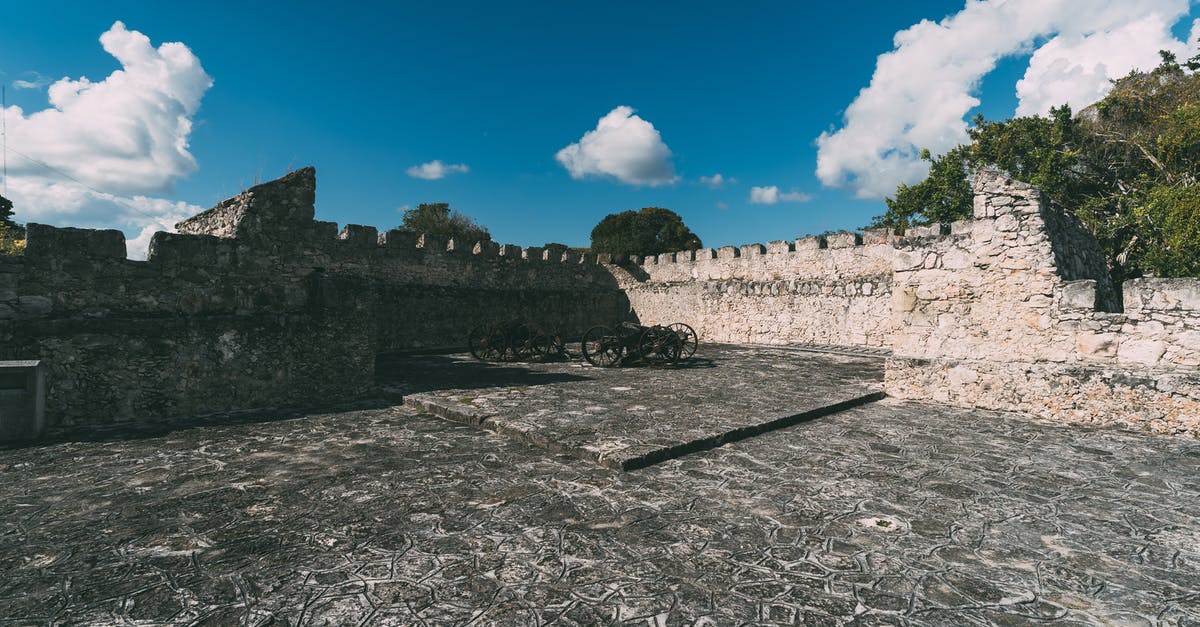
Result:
[0, 224, 24, 256]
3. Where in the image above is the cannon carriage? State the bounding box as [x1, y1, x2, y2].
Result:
[580, 322, 698, 367]
[466, 320, 566, 362]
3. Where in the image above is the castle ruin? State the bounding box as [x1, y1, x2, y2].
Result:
[2, 167, 1197, 439]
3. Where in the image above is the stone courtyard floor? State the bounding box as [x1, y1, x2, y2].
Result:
[1, 346, 1198, 625]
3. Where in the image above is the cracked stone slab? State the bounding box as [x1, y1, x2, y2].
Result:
[387, 344, 885, 469]
[2, 397, 1198, 624]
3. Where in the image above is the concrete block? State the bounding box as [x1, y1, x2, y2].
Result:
[0, 361, 45, 442]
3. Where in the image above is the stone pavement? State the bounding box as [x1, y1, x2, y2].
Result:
[1, 365, 1198, 624]
[390, 345, 885, 469]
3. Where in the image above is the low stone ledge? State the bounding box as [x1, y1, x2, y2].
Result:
[24, 224, 127, 260]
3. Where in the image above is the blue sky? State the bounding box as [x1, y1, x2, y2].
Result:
[2, 1, 1197, 256]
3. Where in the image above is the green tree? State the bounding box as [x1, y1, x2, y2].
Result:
[0, 194, 24, 255]
[872, 146, 973, 232]
[590, 207, 702, 257]
[870, 42, 1200, 280]
[398, 202, 491, 243]
[0, 194, 14, 228]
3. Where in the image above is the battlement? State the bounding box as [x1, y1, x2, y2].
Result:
[6, 166, 1199, 440]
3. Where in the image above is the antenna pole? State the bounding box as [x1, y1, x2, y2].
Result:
[2, 84, 7, 196]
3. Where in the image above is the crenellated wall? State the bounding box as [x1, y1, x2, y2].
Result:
[885, 170, 1200, 437]
[2, 169, 627, 433]
[613, 232, 896, 347]
[5, 166, 1199, 439]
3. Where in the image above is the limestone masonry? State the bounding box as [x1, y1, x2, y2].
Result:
[2, 167, 1196, 437]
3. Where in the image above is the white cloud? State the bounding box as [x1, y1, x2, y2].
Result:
[700, 173, 733, 188]
[555, 106, 678, 186]
[1, 21, 212, 258]
[816, 0, 1194, 199]
[749, 186, 812, 205]
[405, 160, 469, 180]
[12, 73, 50, 90]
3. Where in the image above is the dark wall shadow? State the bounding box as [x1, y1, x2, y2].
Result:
[376, 352, 591, 395]
[0, 397, 399, 450]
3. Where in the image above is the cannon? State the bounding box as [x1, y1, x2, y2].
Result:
[467, 320, 566, 362]
[580, 322, 698, 367]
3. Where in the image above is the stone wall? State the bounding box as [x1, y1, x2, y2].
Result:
[612, 234, 895, 347]
[6, 166, 1199, 439]
[2, 169, 627, 433]
[885, 170, 1200, 437]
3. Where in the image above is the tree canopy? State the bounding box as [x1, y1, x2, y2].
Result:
[0, 194, 24, 255]
[397, 202, 491, 244]
[590, 207, 702, 257]
[0, 194, 14, 228]
[870, 45, 1200, 280]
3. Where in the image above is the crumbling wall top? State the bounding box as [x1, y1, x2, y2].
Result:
[176, 167, 316, 240]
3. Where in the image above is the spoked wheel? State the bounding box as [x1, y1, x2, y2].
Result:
[582, 326, 622, 367]
[468, 325, 507, 361]
[509, 323, 535, 361]
[638, 327, 683, 365]
[529, 332, 555, 362]
[667, 323, 698, 359]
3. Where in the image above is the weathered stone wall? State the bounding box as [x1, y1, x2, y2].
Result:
[3, 170, 627, 433]
[612, 234, 895, 347]
[7, 166, 1199, 439]
[885, 170, 1200, 437]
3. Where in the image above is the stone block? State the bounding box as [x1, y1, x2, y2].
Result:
[766, 240, 795, 254]
[418, 234, 447, 252]
[717, 246, 740, 260]
[381, 229, 419, 249]
[0, 360, 45, 442]
[694, 248, 716, 260]
[657, 252, 674, 264]
[826, 232, 862, 248]
[24, 224, 127, 260]
[561, 250, 580, 263]
[1077, 332, 1118, 359]
[310, 221, 339, 241]
[1117, 339, 1166, 366]
[578, 252, 596, 264]
[596, 253, 613, 264]
[16, 296, 52, 316]
[522, 246, 544, 261]
[861, 229, 891, 245]
[795, 236, 825, 250]
[473, 241, 500, 257]
[642, 255, 658, 266]
[675, 250, 696, 262]
[337, 224, 378, 247]
[1061, 281, 1097, 310]
[740, 243, 766, 257]
[1124, 278, 1200, 311]
[499, 244, 522, 258]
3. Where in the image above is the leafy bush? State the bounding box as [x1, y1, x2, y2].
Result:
[590, 207, 701, 257]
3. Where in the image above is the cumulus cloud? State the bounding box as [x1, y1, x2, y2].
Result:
[816, 0, 1195, 199]
[749, 186, 812, 205]
[555, 106, 678, 186]
[699, 173, 734, 188]
[405, 160, 469, 180]
[1, 21, 212, 258]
